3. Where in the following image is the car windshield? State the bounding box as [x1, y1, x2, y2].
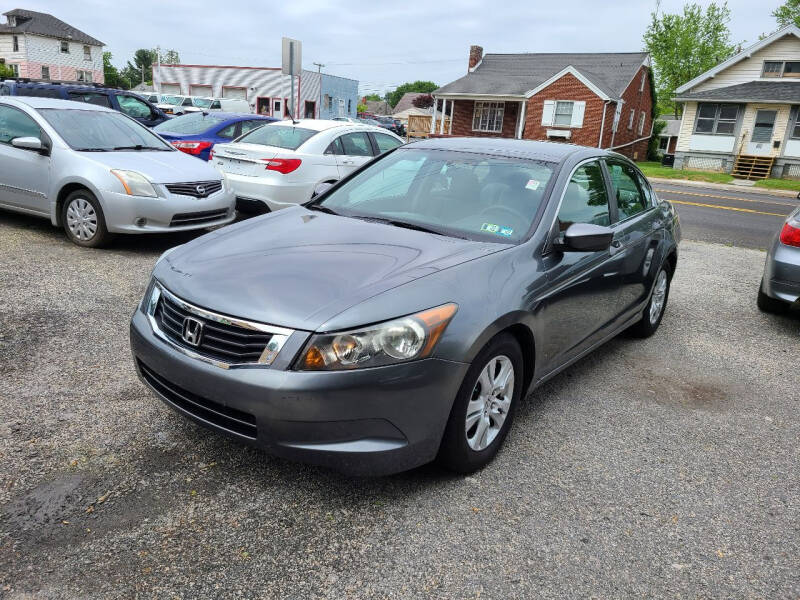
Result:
[38, 108, 172, 151]
[236, 125, 317, 150]
[153, 112, 224, 134]
[162, 96, 183, 105]
[315, 148, 555, 243]
[193, 98, 212, 108]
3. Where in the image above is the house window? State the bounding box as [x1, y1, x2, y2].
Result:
[9, 64, 19, 77]
[41, 66, 50, 80]
[348, 99, 352, 113]
[77, 70, 93, 83]
[694, 103, 739, 135]
[638, 111, 646, 135]
[640, 71, 645, 92]
[60, 40, 69, 53]
[83, 45, 91, 61]
[785, 62, 800, 77]
[658, 136, 669, 151]
[472, 101, 505, 133]
[12, 36, 18, 52]
[304, 100, 316, 119]
[628, 108, 635, 129]
[791, 108, 800, 139]
[553, 101, 574, 126]
[761, 60, 800, 78]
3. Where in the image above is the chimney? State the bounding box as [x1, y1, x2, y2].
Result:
[468, 45, 483, 72]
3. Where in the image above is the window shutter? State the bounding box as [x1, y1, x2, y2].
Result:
[571, 101, 585, 128]
[542, 100, 555, 126]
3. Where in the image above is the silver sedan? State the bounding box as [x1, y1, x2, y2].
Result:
[0, 96, 235, 247]
[758, 204, 800, 313]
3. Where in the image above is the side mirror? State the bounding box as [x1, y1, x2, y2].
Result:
[312, 181, 335, 198]
[11, 136, 43, 152]
[558, 223, 615, 252]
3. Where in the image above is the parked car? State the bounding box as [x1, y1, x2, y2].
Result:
[206, 98, 251, 113]
[0, 79, 169, 127]
[757, 203, 800, 313]
[156, 95, 193, 116]
[153, 112, 277, 161]
[211, 119, 404, 213]
[373, 115, 405, 136]
[0, 96, 235, 247]
[130, 137, 680, 475]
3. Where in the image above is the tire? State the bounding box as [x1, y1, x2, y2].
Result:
[437, 333, 523, 474]
[628, 262, 672, 338]
[757, 280, 788, 314]
[61, 189, 113, 248]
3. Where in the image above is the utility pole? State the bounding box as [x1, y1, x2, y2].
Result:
[313, 62, 324, 73]
[156, 45, 161, 94]
[313, 62, 325, 118]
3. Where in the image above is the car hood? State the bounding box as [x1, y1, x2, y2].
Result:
[155, 206, 506, 331]
[82, 150, 222, 184]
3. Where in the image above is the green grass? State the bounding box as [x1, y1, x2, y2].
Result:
[637, 161, 800, 193]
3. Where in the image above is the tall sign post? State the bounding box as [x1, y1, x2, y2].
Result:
[282, 37, 302, 121]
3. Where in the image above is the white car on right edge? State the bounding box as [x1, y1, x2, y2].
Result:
[210, 119, 404, 213]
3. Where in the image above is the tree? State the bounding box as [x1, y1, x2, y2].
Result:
[643, 2, 737, 117]
[102, 51, 129, 89]
[159, 49, 181, 65]
[412, 94, 434, 109]
[0, 62, 15, 78]
[773, 0, 800, 27]
[363, 94, 382, 101]
[357, 103, 368, 114]
[386, 81, 438, 108]
[120, 48, 180, 87]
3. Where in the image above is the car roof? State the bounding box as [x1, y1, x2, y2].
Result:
[268, 119, 361, 132]
[406, 136, 606, 163]
[0, 96, 116, 111]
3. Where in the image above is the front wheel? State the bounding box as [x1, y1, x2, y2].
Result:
[628, 263, 672, 338]
[437, 333, 523, 474]
[61, 189, 113, 248]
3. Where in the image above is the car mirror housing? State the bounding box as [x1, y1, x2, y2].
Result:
[12, 136, 43, 152]
[312, 181, 334, 198]
[560, 223, 615, 252]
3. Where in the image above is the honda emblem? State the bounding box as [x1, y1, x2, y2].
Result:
[181, 317, 204, 347]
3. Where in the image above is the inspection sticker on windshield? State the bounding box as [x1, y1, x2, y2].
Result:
[481, 223, 513, 237]
[525, 179, 540, 191]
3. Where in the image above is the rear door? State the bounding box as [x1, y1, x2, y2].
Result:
[335, 131, 374, 176]
[603, 158, 662, 317]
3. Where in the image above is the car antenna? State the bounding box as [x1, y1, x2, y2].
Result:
[286, 104, 299, 125]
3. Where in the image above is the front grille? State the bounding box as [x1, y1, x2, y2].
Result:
[170, 208, 229, 227]
[165, 180, 223, 199]
[137, 360, 257, 438]
[155, 293, 274, 364]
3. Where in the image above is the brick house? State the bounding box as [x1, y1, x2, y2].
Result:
[432, 46, 654, 159]
[0, 8, 104, 84]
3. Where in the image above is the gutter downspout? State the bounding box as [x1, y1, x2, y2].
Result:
[598, 100, 610, 148]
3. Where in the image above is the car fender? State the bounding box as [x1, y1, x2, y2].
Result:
[49, 175, 108, 226]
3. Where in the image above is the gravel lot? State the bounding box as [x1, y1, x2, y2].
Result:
[1, 212, 798, 599]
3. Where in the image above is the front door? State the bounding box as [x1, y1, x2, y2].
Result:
[272, 98, 283, 119]
[747, 109, 777, 155]
[0, 104, 50, 214]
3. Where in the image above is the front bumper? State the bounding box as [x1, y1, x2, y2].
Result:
[762, 241, 800, 305]
[97, 188, 236, 233]
[226, 173, 313, 212]
[130, 309, 468, 475]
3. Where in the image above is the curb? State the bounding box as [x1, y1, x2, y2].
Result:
[648, 177, 800, 198]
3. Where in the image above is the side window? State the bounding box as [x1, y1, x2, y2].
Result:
[635, 171, 656, 208]
[607, 161, 647, 221]
[557, 161, 610, 231]
[325, 137, 343, 155]
[339, 132, 373, 157]
[17, 87, 61, 99]
[217, 123, 237, 139]
[117, 95, 153, 119]
[0, 105, 41, 145]
[210, 100, 221, 109]
[373, 133, 403, 154]
[68, 91, 111, 107]
[182, 98, 193, 106]
[0, 85, 9, 96]
[240, 120, 266, 136]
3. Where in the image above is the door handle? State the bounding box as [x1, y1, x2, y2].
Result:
[342, 159, 354, 165]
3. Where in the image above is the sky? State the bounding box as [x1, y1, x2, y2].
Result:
[10, 0, 783, 95]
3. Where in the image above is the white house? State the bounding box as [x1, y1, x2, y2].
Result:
[673, 24, 800, 179]
[0, 8, 104, 83]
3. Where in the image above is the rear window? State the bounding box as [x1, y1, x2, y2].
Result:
[16, 86, 62, 99]
[237, 125, 317, 150]
[153, 112, 225, 134]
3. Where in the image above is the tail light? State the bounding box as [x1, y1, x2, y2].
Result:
[209, 149, 214, 161]
[779, 221, 800, 247]
[261, 158, 302, 174]
[171, 140, 213, 156]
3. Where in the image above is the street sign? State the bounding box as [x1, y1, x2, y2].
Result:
[282, 38, 302, 76]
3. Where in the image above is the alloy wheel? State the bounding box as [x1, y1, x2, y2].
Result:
[66, 197, 98, 241]
[649, 269, 668, 325]
[465, 355, 514, 451]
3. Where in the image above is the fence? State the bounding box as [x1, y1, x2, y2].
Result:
[406, 115, 451, 140]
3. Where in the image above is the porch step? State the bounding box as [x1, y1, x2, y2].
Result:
[732, 154, 775, 180]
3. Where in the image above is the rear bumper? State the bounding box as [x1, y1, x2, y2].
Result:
[226, 173, 313, 212]
[129, 310, 468, 475]
[762, 242, 800, 305]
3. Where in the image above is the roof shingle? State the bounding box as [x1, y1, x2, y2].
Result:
[0, 8, 104, 46]
[673, 81, 800, 104]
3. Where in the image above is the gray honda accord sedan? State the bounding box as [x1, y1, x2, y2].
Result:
[130, 138, 680, 475]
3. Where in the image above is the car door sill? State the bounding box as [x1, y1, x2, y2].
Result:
[0, 202, 50, 218]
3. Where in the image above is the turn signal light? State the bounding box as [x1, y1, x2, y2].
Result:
[171, 140, 213, 156]
[779, 222, 800, 247]
[261, 158, 302, 174]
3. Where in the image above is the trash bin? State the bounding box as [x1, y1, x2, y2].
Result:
[661, 154, 675, 167]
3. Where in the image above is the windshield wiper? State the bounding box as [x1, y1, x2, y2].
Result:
[359, 216, 464, 238]
[111, 145, 170, 151]
[307, 204, 341, 216]
[74, 147, 109, 152]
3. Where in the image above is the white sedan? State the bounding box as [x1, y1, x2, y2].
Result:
[210, 119, 404, 213]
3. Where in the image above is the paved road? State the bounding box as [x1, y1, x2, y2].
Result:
[1, 212, 798, 599]
[653, 182, 797, 250]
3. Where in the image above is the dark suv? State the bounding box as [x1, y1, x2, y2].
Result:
[0, 80, 169, 127]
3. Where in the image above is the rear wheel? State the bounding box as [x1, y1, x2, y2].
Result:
[437, 333, 523, 474]
[757, 280, 788, 314]
[628, 263, 672, 338]
[61, 189, 113, 248]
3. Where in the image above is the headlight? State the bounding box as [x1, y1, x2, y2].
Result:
[297, 304, 457, 371]
[111, 169, 158, 197]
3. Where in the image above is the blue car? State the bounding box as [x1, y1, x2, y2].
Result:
[153, 112, 278, 161]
